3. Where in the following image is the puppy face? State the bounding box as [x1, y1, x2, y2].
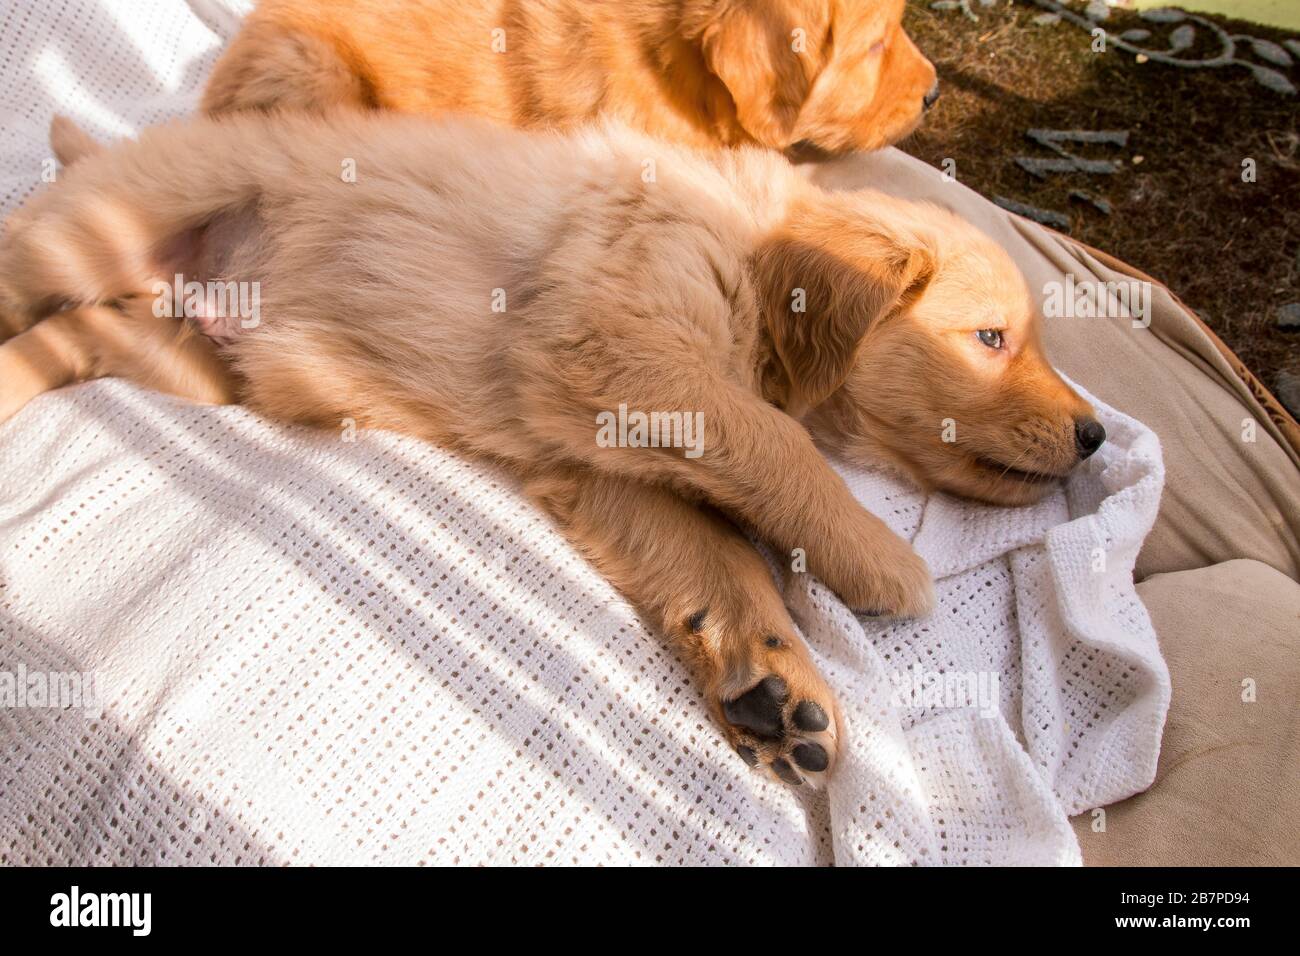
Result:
[756, 192, 1103, 506]
[790, 0, 938, 156]
[700, 0, 937, 155]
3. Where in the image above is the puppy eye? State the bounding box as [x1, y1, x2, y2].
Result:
[976, 329, 1003, 349]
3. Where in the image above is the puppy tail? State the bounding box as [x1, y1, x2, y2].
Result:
[50, 115, 105, 167]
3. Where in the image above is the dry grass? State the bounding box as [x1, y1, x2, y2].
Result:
[897, 0, 1299, 396]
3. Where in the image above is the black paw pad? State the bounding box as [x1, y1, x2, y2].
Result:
[792, 742, 828, 772]
[722, 675, 788, 740]
[771, 758, 802, 786]
[792, 700, 829, 733]
[736, 745, 758, 767]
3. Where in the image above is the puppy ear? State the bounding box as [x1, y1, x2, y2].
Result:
[700, 4, 819, 148]
[754, 222, 935, 410]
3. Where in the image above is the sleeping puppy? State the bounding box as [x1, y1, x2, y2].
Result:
[0, 112, 1102, 785]
[203, 0, 939, 156]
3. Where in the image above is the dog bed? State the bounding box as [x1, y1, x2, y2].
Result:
[1, 0, 1296, 866]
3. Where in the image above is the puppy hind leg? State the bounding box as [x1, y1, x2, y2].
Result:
[0, 308, 102, 424]
[0, 202, 164, 335]
[1, 123, 272, 328]
[0, 302, 238, 425]
[0, 304, 29, 343]
[0, 116, 107, 345]
[89, 297, 240, 406]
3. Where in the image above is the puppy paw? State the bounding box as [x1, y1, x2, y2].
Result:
[720, 672, 839, 787]
[686, 611, 841, 786]
[852, 542, 935, 619]
[814, 521, 935, 619]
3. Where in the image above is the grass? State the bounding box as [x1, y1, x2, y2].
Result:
[896, 0, 1300, 404]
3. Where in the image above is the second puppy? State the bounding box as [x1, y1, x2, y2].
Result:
[204, 0, 939, 156]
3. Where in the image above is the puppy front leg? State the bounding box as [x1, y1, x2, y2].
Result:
[527, 466, 840, 786]
[648, 383, 934, 618]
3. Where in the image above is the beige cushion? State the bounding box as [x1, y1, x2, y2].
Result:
[1072, 560, 1300, 865]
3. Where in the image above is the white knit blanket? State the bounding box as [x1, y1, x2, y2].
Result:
[0, 0, 1170, 866]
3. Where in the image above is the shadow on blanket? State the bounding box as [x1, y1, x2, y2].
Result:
[0, 383, 824, 865]
[0, 603, 281, 863]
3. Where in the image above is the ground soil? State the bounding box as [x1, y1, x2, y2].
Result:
[897, 0, 1300, 407]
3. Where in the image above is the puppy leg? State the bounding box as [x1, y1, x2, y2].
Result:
[0, 301, 237, 425]
[0, 117, 274, 331]
[597, 380, 934, 618]
[0, 305, 27, 343]
[0, 310, 94, 423]
[528, 466, 841, 786]
[0, 119, 101, 348]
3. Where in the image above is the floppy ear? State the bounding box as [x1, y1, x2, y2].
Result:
[700, 3, 820, 148]
[753, 226, 935, 410]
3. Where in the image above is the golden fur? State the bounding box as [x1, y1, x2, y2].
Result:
[202, 0, 938, 156]
[0, 112, 1097, 784]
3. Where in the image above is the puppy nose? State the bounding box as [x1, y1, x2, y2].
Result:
[923, 81, 941, 111]
[1075, 418, 1106, 459]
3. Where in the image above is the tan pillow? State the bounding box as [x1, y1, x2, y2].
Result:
[1071, 559, 1300, 865]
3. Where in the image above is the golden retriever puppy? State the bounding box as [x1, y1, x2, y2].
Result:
[202, 0, 939, 156]
[0, 113, 1101, 784]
